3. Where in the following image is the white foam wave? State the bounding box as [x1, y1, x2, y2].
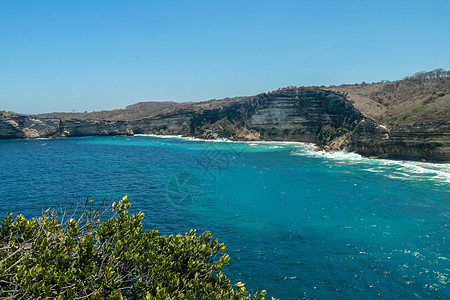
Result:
[251, 140, 315, 148]
[379, 160, 450, 184]
[135, 134, 450, 185]
[135, 134, 183, 139]
[137, 134, 315, 149]
[291, 145, 450, 185]
[374, 160, 450, 184]
[361, 168, 383, 173]
[293, 148, 365, 162]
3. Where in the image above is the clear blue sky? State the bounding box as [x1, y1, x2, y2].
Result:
[1, 0, 449, 114]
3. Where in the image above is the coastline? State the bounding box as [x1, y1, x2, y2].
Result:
[2, 131, 450, 165]
[136, 133, 316, 146]
[136, 134, 450, 173]
[2, 87, 449, 163]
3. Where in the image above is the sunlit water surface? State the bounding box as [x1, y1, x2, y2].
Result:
[0, 136, 449, 299]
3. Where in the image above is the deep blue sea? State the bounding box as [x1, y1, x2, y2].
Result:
[0, 136, 449, 299]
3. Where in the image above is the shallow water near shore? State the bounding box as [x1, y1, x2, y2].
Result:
[1, 136, 449, 299]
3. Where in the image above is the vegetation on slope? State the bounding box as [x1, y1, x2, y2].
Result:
[34, 97, 249, 122]
[33, 69, 450, 128]
[328, 69, 450, 125]
[0, 196, 270, 299]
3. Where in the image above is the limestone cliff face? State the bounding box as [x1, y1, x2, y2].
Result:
[350, 121, 450, 162]
[129, 110, 194, 135]
[0, 113, 133, 139]
[61, 119, 132, 137]
[246, 90, 363, 142]
[0, 117, 24, 139]
[188, 89, 364, 143]
[1, 90, 449, 162]
[0, 113, 60, 139]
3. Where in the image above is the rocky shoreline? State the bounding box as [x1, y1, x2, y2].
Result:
[1, 89, 449, 162]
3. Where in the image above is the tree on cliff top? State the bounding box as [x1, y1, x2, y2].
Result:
[0, 196, 271, 299]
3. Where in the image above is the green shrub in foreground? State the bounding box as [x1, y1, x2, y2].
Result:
[0, 196, 271, 299]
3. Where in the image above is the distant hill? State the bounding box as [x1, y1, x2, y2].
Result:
[35, 96, 250, 122]
[125, 101, 179, 109]
[35, 102, 182, 122]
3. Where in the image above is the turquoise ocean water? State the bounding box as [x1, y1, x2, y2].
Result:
[0, 136, 449, 299]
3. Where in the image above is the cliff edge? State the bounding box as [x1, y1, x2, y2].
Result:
[1, 71, 449, 162]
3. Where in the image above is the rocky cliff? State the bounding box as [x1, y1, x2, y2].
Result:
[0, 113, 61, 139]
[187, 89, 364, 144]
[1, 88, 449, 162]
[350, 121, 450, 162]
[0, 112, 132, 139]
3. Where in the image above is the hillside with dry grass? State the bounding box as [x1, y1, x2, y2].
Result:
[34, 69, 449, 128]
[34, 96, 251, 122]
[327, 69, 450, 126]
